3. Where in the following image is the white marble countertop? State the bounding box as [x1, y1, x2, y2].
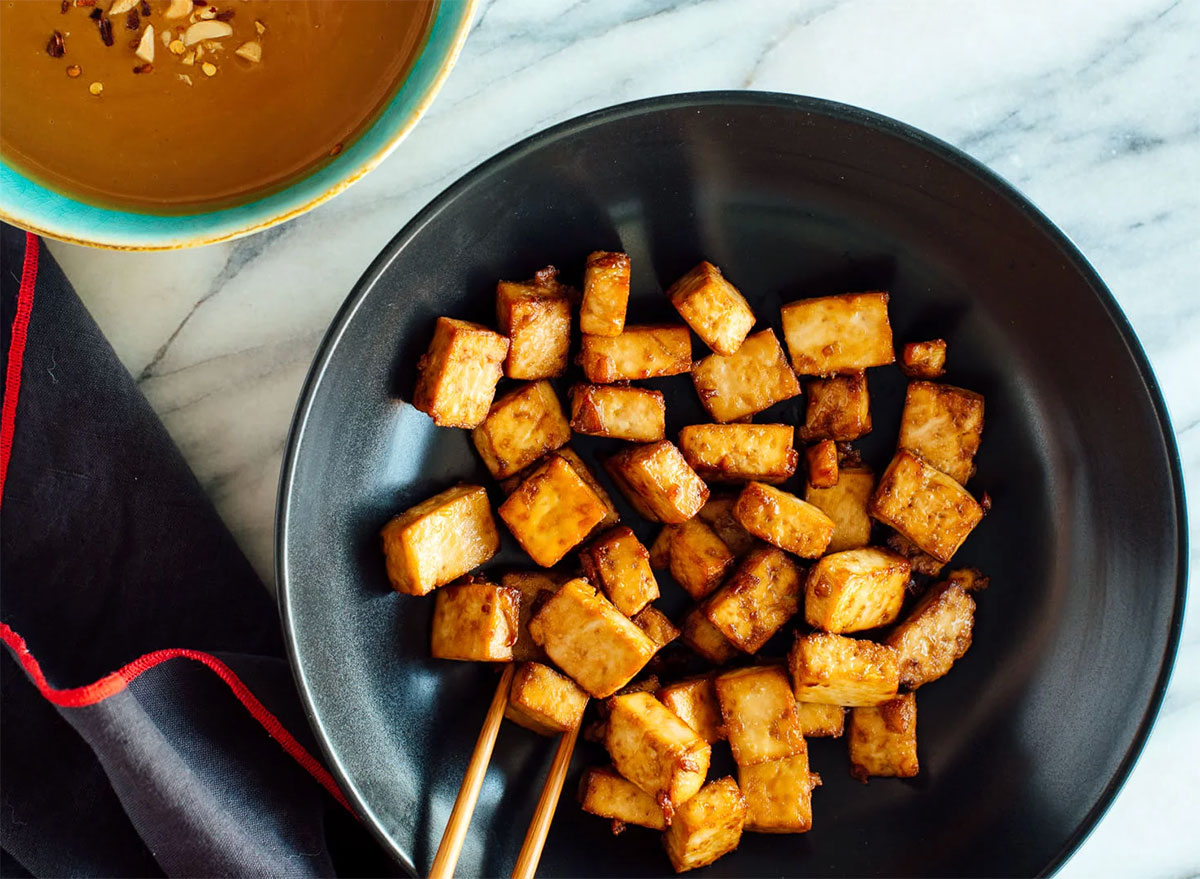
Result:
[45, 0, 1197, 875]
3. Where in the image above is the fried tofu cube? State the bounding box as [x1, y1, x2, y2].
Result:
[381, 484, 500, 595]
[580, 767, 667, 831]
[678, 423, 797, 484]
[739, 750, 819, 833]
[500, 455, 609, 567]
[529, 578, 656, 697]
[579, 324, 692, 383]
[681, 605, 739, 665]
[705, 547, 802, 653]
[570, 384, 666, 442]
[901, 339, 947, 378]
[806, 466, 875, 553]
[605, 691, 712, 813]
[502, 571, 564, 662]
[430, 578, 519, 661]
[581, 526, 660, 617]
[848, 693, 918, 781]
[581, 251, 631, 337]
[413, 317, 509, 428]
[714, 665, 806, 766]
[795, 701, 845, 737]
[657, 676, 724, 743]
[649, 526, 677, 569]
[886, 573, 977, 689]
[606, 441, 709, 524]
[554, 447, 620, 530]
[505, 661, 589, 734]
[800, 373, 872, 441]
[666, 261, 756, 355]
[696, 497, 758, 557]
[788, 632, 899, 707]
[806, 439, 839, 488]
[662, 777, 746, 873]
[496, 267, 572, 379]
[898, 381, 985, 484]
[869, 450, 984, 563]
[804, 548, 911, 634]
[780, 292, 894, 375]
[633, 605, 680, 650]
[692, 329, 801, 423]
[733, 482, 834, 559]
[669, 519, 735, 600]
[472, 381, 570, 479]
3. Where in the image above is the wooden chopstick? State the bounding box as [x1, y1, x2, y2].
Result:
[429, 663, 516, 879]
[510, 720, 582, 879]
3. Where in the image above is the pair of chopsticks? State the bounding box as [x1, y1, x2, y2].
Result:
[428, 664, 582, 879]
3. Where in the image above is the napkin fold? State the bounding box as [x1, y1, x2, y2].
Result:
[0, 226, 394, 878]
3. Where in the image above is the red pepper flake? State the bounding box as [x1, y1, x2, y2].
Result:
[193, 0, 207, 5]
[98, 16, 114, 46]
[126, 8, 140, 30]
[66, 63, 82, 77]
[140, 0, 151, 14]
[133, 62, 153, 74]
[88, 6, 101, 19]
[215, 9, 234, 21]
[46, 30, 66, 57]
[75, 0, 97, 6]
[60, 0, 70, 13]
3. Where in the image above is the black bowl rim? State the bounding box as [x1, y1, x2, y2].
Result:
[275, 90, 1188, 878]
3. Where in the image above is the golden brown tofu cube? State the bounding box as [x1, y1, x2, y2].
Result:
[606, 441, 709, 524]
[886, 574, 977, 689]
[788, 632, 899, 707]
[714, 665, 805, 766]
[806, 439, 839, 488]
[605, 691, 712, 813]
[633, 605, 681, 650]
[501, 571, 564, 662]
[804, 547, 911, 634]
[529, 578, 656, 697]
[806, 466, 875, 553]
[733, 482, 834, 559]
[499, 455, 609, 567]
[579, 767, 667, 832]
[472, 381, 570, 479]
[681, 605, 739, 665]
[649, 526, 676, 569]
[413, 317, 509, 428]
[800, 373, 872, 441]
[901, 339, 947, 378]
[496, 268, 572, 380]
[666, 261, 756, 355]
[579, 324, 692, 383]
[657, 675, 724, 743]
[380, 484, 500, 596]
[678, 424, 797, 484]
[570, 384, 666, 442]
[705, 547, 802, 653]
[430, 578, 519, 661]
[869, 450, 984, 563]
[739, 749, 819, 833]
[580, 251, 631, 337]
[780, 291, 894, 375]
[581, 526, 660, 617]
[898, 381, 985, 484]
[669, 518, 735, 600]
[662, 777, 746, 873]
[505, 661, 589, 735]
[696, 497, 758, 557]
[849, 693, 919, 781]
[795, 701, 845, 737]
[692, 329, 801, 423]
[553, 447, 620, 530]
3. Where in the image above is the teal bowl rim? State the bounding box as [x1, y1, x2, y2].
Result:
[0, 0, 476, 251]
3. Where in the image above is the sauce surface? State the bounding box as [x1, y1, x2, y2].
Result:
[0, 0, 434, 212]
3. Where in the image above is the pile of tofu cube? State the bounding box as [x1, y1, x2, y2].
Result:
[381, 254, 989, 873]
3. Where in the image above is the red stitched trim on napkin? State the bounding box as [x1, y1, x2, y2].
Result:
[0, 621, 353, 813]
[0, 232, 39, 505]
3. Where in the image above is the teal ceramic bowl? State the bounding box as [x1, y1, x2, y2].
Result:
[0, 0, 475, 251]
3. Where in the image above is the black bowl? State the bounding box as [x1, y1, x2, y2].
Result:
[276, 92, 1186, 878]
